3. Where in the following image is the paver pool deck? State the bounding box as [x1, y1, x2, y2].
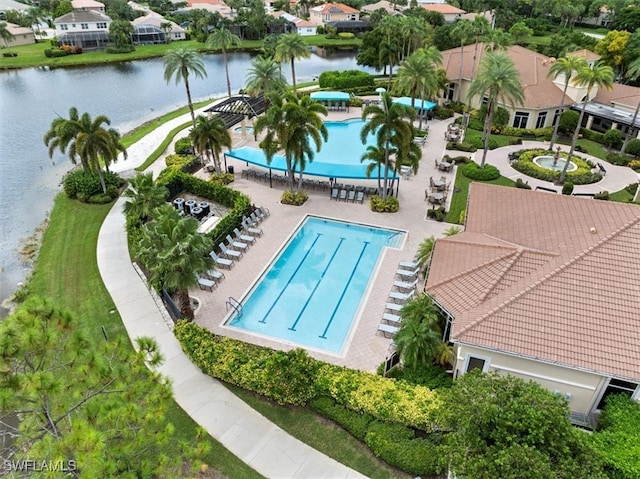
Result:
[103, 100, 639, 478]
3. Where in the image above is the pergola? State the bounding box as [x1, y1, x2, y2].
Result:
[204, 94, 267, 129]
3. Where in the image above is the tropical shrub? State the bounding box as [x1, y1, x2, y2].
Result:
[628, 160, 640, 171]
[310, 396, 374, 441]
[443, 154, 471, 164]
[602, 129, 623, 149]
[433, 107, 454, 119]
[318, 69, 374, 89]
[606, 152, 631, 166]
[446, 141, 477, 152]
[625, 183, 638, 195]
[174, 137, 193, 155]
[515, 178, 531, 189]
[338, 32, 355, 39]
[209, 172, 234, 185]
[426, 206, 446, 221]
[383, 364, 452, 389]
[468, 135, 498, 150]
[370, 195, 399, 213]
[467, 117, 484, 131]
[63, 169, 122, 201]
[461, 162, 500, 181]
[500, 126, 553, 138]
[625, 139, 640, 157]
[562, 181, 574, 195]
[164, 153, 200, 173]
[559, 110, 579, 134]
[281, 190, 308, 206]
[581, 128, 605, 144]
[594, 190, 609, 200]
[511, 148, 601, 185]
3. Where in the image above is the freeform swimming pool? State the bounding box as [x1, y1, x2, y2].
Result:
[224, 119, 399, 180]
[226, 216, 406, 354]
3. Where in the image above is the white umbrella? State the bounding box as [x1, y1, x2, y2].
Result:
[375, 87, 386, 102]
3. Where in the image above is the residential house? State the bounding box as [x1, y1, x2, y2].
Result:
[361, 0, 405, 15]
[420, 2, 465, 23]
[275, 12, 317, 36]
[425, 183, 640, 428]
[2, 22, 35, 47]
[310, 2, 359, 25]
[131, 11, 186, 44]
[71, 0, 106, 13]
[439, 43, 640, 136]
[54, 10, 111, 49]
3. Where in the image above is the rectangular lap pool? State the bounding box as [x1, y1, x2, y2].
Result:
[226, 216, 406, 354]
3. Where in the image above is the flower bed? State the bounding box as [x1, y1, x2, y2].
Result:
[511, 148, 602, 184]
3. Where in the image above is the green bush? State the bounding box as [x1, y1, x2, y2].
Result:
[370, 195, 399, 213]
[426, 206, 446, 221]
[165, 153, 200, 173]
[45, 48, 67, 57]
[384, 365, 452, 389]
[562, 181, 574, 195]
[515, 178, 532, 189]
[318, 69, 374, 89]
[606, 152, 631, 166]
[594, 190, 609, 200]
[281, 190, 309, 205]
[443, 154, 471, 164]
[581, 128, 605, 144]
[433, 107, 454, 119]
[174, 137, 192, 155]
[460, 162, 500, 181]
[446, 141, 477, 152]
[625, 138, 640, 157]
[309, 396, 374, 441]
[511, 148, 601, 185]
[603, 129, 623, 149]
[500, 126, 553, 138]
[106, 45, 135, 54]
[467, 117, 484, 131]
[338, 32, 355, 39]
[468, 135, 498, 150]
[559, 110, 579, 134]
[87, 193, 114, 204]
[209, 172, 234, 185]
[63, 169, 123, 200]
[624, 183, 638, 195]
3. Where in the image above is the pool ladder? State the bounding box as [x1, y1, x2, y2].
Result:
[226, 297, 243, 318]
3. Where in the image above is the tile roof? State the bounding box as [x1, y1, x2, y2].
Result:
[311, 2, 359, 14]
[594, 82, 640, 110]
[55, 10, 110, 22]
[420, 3, 465, 14]
[426, 183, 640, 381]
[567, 49, 601, 62]
[439, 44, 575, 109]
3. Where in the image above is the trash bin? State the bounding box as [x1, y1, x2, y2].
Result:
[227, 165, 235, 174]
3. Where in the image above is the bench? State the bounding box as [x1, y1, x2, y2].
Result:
[535, 186, 558, 194]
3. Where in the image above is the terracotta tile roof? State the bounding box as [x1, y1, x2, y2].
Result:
[55, 10, 110, 22]
[426, 183, 640, 381]
[311, 2, 359, 14]
[421, 3, 465, 14]
[568, 49, 601, 62]
[594, 82, 640, 110]
[439, 44, 575, 109]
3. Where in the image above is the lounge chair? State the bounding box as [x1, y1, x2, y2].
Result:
[393, 278, 419, 291]
[219, 242, 242, 259]
[257, 206, 270, 218]
[203, 268, 225, 281]
[195, 274, 216, 292]
[250, 211, 263, 224]
[378, 323, 399, 338]
[382, 312, 401, 324]
[389, 289, 415, 303]
[234, 227, 255, 245]
[339, 189, 347, 202]
[330, 187, 339, 200]
[398, 260, 418, 270]
[347, 190, 356, 202]
[242, 217, 263, 237]
[210, 251, 233, 269]
[226, 234, 248, 252]
[385, 302, 403, 313]
[356, 191, 364, 204]
[396, 267, 419, 278]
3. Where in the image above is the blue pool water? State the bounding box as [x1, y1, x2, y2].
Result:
[225, 119, 399, 180]
[226, 216, 405, 354]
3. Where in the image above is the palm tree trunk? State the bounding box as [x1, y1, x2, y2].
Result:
[223, 49, 232, 98]
[457, 44, 465, 104]
[480, 100, 494, 167]
[97, 167, 107, 194]
[560, 97, 590, 184]
[291, 59, 297, 94]
[184, 76, 196, 127]
[178, 289, 194, 320]
[549, 79, 570, 151]
[621, 101, 640, 154]
[383, 141, 390, 199]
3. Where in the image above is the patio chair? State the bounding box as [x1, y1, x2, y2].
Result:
[242, 217, 263, 237]
[234, 227, 255, 245]
[389, 289, 415, 303]
[396, 267, 419, 278]
[398, 260, 418, 270]
[330, 187, 339, 200]
[219, 242, 242, 259]
[203, 268, 225, 282]
[195, 274, 216, 292]
[226, 234, 248, 252]
[378, 323, 399, 338]
[257, 206, 270, 218]
[347, 190, 356, 202]
[210, 251, 233, 269]
[356, 191, 364, 204]
[339, 189, 347, 202]
[393, 278, 419, 291]
[385, 302, 403, 313]
[382, 312, 401, 325]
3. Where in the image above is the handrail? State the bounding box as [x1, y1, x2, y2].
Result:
[226, 296, 243, 318]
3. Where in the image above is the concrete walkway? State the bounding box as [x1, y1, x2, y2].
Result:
[100, 102, 368, 479]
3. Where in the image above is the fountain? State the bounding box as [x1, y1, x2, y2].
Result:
[533, 155, 577, 172]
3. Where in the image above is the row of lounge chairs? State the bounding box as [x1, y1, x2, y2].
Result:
[196, 208, 269, 291]
[330, 187, 365, 203]
[377, 260, 420, 338]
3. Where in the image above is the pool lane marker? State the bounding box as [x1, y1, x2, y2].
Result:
[259, 232, 322, 324]
[288, 237, 346, 332]
[319, 241, 369, 340]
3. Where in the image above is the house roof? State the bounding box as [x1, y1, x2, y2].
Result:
[440, 43, 575, 109]
[593, 82, 640, 112]
[420, 3, 465, 14]
[71, 0, 104, 9]
[426, 183, 640, 381]
[54, 10, 111, 23]
[6, 22, 33, 35]
[361, 0, 404, 13]
[568, 49, 601, 62]
[132, 14, 185, 32]
[311, 2, 359, 14]
[0, 0, 29, 12]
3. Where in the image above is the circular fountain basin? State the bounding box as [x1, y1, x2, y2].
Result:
[533, 155, 577, 172]
[234, 126, 254, 133]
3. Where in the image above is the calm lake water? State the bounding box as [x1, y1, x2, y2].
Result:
[0, 49, 370, 309]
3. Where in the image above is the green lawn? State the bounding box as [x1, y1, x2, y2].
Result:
[228, 386, 410, 479]
[464, 128, 520, 148]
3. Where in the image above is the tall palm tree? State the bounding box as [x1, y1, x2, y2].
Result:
[483, 28, 512, 52]
[361, 92, 415, 199]
[467, 51, 524, 167]
[189, 114, 232, 173]
[0, 21, 15, 54]
[379, 16, 402, 90]
[163, 47, 207, 127]
[546, 55, 588, 151]
[254, 92, 328, 191]
[137, 205, 213, 320]
[274, 33, 310, 94]
[206, 26, 241, 98]
[44, 107, 82, 167]
[451, 19, 473, 104]
[621, 57, 640, 155]
[396, 47, 442, 110]
[559, 61, 614, 184]
[394, 294, 444, 369]
[415, 236, 435, 275]
[469, 16, 491, 82]
[123, 172, 169, 224]
[244, 55, 287, 96]
[360, 144, 392, 193]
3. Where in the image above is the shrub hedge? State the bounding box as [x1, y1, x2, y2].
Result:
[318, 70, 374, 90]
[426, 206, 446, 221]
[446, 141, 477, 152]
[164, 153, 200, 173]
[606, 152, 631, 166]
[468, 136, 498, 150]
[174, 137, 193, 155]
[442, 154, 471, 164]
[625, 138, 640, 157]
[511, 148, 601, 185]
[460, 162, 500, 181]
[281, 190, 309, 205]
[63, 169, 123, 202]
[370, 195, 399, 213]
[515, 178, 532, 189]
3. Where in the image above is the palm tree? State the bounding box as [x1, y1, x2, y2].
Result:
[123, 172, 169, 224]
[206, 26, 241, 98]
[254, 92, 328, 191]
[396, 47, 442, 110]
[361, 92, 415, 199]
[379, 16, 402, 90]
[559, 61, 614, 184]
[137, 205, 213, 320]
[244, 55, 287, 96]
[546, 55, 588, 151]
[274, 33, 310, 94]
[394, 294, 444, 369]
[415, 236, 435, 275]
[0, 21, 16, 55]
[163, 47, 207, 127]
[360, 144, 391, 193]
[44, 107, 82, 167]
[621, 56, 640, 155]
[467, 51, 524, 167]
[189, 114, 232, 173]
[469, 16, 491, 82]
[483, 28, 512, 52]
[451, 19, 473, 104]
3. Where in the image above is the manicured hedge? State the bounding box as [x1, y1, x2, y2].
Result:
[460, 162, 500, 181]
[318, 70, 374, 90]
[370, 195, 399, 213]
[511, 148, 601, 185]
[63, 169, 123, 202]
[165, 153, 200, 173]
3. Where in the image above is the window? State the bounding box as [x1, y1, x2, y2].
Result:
[324, 14, 330, 21]
[447, 84, 455, 101]
[463, 354, 490, 373]
[513, 111, 529, 129]
[81, 23, 88, 30]
[552, 109, 561, 126]
[60, 24, 68, 30]
[536, 111, 548, 129]
[596, 378, 638, 410]
[97, 22, 107, 29]
[71, 24, 76, 28]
